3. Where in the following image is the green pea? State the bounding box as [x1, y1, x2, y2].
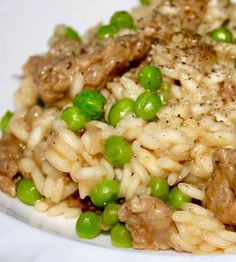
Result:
[138, 65, 162, 92]
[66, 27, 81, 41]
[108, 98, 135, 127]
[60, 106, 90, 132]
[210, 27, 233, 43]
[54, 24, 80, 41]
[157, 82, 171, 105]
[103, 136, 132, 168]
[76, 211, 102, 239]
[102, 203, 121, 227]
[167, 187, 191, 210]
[111, 223, 132, 248]
[110, 11, 135, 30]
[16, 178, 42, 206]
[90, 179, 120, 208]
[1, 111, 13, 136]
[140, 0, 151, 5]
[97, 25, 117, 39]
[74, 90, 106, 120]
[149, 176, 169, 201]
[134, 91, 163, 121]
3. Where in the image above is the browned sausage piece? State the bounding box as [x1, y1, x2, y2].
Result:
[119, 195, 178, 251]
[0, 135, 23, 197]
[203, 148, 236, 225]
[24, 32, 151, 105]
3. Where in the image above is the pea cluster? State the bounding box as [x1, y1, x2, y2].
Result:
[75, 173, 191, 247]
[0, 30, 189, 249]
[108, 65, 171, 126]
[61, 89, 106, 132]
[58, 65, 171, 172]
[149, 176, 191, 210]
[14, 175, 132, 247]
[76, 179, 132, 248]
[67, 64, 182, 246]
[58, 65, 171, 179]
[96, 10, 135, 40]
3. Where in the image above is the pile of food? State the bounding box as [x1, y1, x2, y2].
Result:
[1, 0, 236, 254]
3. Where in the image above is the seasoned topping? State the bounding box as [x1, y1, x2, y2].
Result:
[22, 0, 208, 106]
[174, 0, 207, 32]
[137, 0, 207, 38]
[151, 32, 217, 74]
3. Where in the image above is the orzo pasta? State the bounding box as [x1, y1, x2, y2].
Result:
[1, 0, 236, 254]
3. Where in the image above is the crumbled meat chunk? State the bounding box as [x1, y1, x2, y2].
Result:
[203, 148, 236, 225]
[78, 33, 151, 89]
[0, 135, 23, 163]
[0, 175, 16, 197]
[118, 195, 178, 251]
[24, 55, 80, 105]
[0, 135, 23, 197]
[0, 158, 18, 179]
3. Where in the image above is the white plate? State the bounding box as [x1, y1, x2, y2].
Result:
[0, 0, 236, 261]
